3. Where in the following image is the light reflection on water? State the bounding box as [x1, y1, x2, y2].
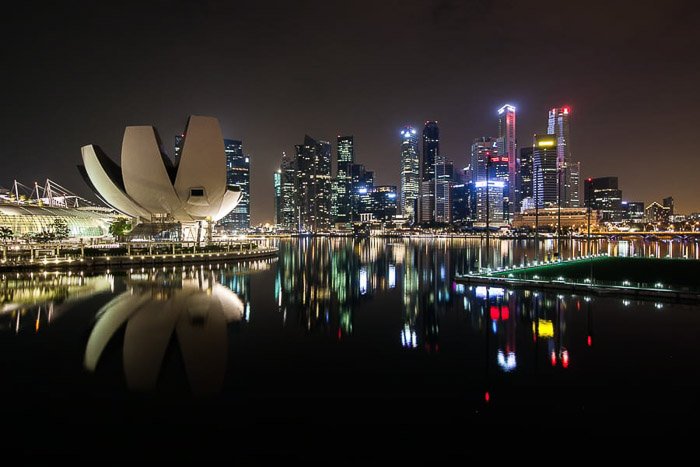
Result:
[0, 238, 699, 415]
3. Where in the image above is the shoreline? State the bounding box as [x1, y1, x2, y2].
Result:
[0, 247, 279, 272]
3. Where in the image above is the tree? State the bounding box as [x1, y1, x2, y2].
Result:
[109, 217, 132, 242]
[0, 226, 13, 244]
[34, 230, 56, 244]
[52, 218, 70, 243]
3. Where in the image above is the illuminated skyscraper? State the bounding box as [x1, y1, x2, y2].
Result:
[222, 139, 250, 230]
[434, 155, 453, 223]
[295, 135, 332, 231]
[497, 104, 516, 212]
[273, 170, 281, 226]
[517, 146, 534, 211]
[279, 152, 297, 230]
[334, 135, 354, 224]
[585, 176, 623, 221]
[420, 121, 439, 223]
[532, 134, 559, 207]
[400, 126, 420, 222]
[470, 137, 498, 183]
[547, 106, 581, 207]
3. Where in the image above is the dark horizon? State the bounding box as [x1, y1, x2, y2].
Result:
[3, 0, 699, 223]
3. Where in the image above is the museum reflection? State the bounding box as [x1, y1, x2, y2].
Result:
[81, 261, 270, 395]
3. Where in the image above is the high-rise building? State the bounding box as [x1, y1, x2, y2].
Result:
[279, 152, 297, 230]
[273, 170, 282, 226]
[335, 136, 354, 224]
[622, 201, 645, 221]
[434, 156, 454, 224]
[517, 146, 534, 211]
[369, 186, 398, 221]
[221, 139, 250, 230]
[532, 134, 559, 208]
[497, 104, 516, 211]
[475, 180, 504, 224]
[584, 177, 623, 221]
[547, 106, 581, 208]
[400, 126, 420, 222]
[420, 121, 439, 223]
[351, 164, 374, 218]
[295, 135, 332, 232]
[451, 182, 475, 224]
[663, 196, 674, 216]
[470, 137, 498, 183]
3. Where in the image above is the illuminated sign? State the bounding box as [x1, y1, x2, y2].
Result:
[474, 181, 505, 188]
[538, 140, 555, 147]
[498, 104, 516, 114]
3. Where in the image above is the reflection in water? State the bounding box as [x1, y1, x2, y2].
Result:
[0, 272, 111, 334]
[82, 261, 270, 396]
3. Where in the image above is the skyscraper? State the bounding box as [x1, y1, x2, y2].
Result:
[532, 134, 559, 208]
[369, 186, 398, 221]
[295, 135, 332, 231]
[470, 137, 498, 184]
[335, 136, 354, 224]
[273, 170, 282, 226]
[434, 155, 453, 223]
[517, 146, 534, 211]
[222, 139, 250, 230]
[279, 152, 297, 230]
[351, 163, 373, 218]
[451, 182, 474, 224]
[584, 177, 623, 221]
[547, 106, 581, 207]
[497, 104, 516, 212]
[420, 121, 439, 223]
[399, 126, 420, 222]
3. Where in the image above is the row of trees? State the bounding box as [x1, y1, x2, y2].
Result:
[0, 219, 71, 244]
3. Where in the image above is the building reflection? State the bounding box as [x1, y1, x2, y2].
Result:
[81, 261, 267, 396]
[0, 272, 111, 334]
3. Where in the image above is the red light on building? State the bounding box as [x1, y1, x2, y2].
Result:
[551, 351, 557, 366]
[587, 335, 592, 347]
[485, 391, 490, 403]
[490, 306, 500, 320]
[563, 107, 570, 114]
[562, 351, 569, 368]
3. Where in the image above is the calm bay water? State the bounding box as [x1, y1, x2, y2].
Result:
[2, 237, 699, 456]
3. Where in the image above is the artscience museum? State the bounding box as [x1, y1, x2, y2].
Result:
[78, 116, 242, 241]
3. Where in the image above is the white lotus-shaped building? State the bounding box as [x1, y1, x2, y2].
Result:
[78, 115, 241, 226]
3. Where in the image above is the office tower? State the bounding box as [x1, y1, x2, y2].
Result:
[400, 126, 420, 222]
[497, 104, 516, 211]
[273, 170, 282, 226]
[351, 164, 374, 218]
[369, 186, 398, 221]
[279, 152, 297, 230]
[663, 196, 674, 216]
[295, 135, 332, 231]
[222, 139, 250, 230]
[584, 177, 623, 221]
[532, 134, 559, 208]
[517, 146, 534, 211]
[434, 155, 454, 223]
[475, 180, 504, 223]
[547, 106, 581, 207]
[420, 121, 439, 223]
[470, 137, 498, 183]
[335, 136, 354, 224]
[451, 181, 474, 224]
[622, 201, 645, 221]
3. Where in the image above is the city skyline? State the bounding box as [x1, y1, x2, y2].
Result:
[2, 0, 699, 223]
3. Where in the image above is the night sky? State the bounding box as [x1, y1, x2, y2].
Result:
[3, 0, 699, 222]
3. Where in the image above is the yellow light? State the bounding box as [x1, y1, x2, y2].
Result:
[533, 319, 554, 338]
[538, 140, 555, 147]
